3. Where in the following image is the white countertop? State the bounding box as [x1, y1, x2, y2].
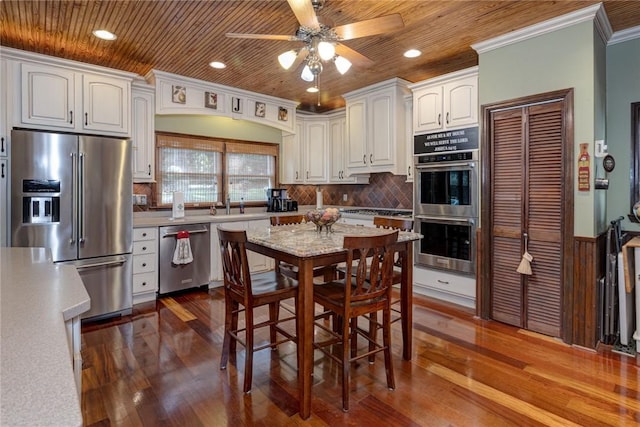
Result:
[0, 247, 90, 427]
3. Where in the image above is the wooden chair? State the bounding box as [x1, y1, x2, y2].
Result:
[373, 216, 414, 322]
[313, 231, 399, 411]
[270, 215, 335, 281]
[218, 227, 298, 393]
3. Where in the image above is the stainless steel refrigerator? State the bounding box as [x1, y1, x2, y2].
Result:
[11, 129, 133, 320]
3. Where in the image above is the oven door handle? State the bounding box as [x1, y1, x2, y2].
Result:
[415, 215, 475, 225]
[415, 161, 476, 170]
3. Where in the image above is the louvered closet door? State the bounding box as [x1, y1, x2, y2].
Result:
[490, 100, 564, 337]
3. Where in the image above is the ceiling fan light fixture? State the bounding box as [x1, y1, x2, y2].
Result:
[278, 50, 297, 69]
[301, 65, 315, 82]
[404, 49, 422, 58]
[334, 55, 352, 75]
[92, 29, 117, 41]
[317, 41, 335, 61]
[307, 86, 319, 93]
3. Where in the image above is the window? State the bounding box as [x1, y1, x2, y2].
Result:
[155, 133, 278, 207]
[226, 142, 277, 203]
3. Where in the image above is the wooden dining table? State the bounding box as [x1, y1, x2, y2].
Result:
[245, 221, 421, 420]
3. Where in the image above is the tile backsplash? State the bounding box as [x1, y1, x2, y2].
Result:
[133, 172, 413, 211]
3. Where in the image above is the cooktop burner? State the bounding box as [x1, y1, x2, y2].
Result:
[340, 208, 412, 218]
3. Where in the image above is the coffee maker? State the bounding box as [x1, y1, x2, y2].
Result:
[267, 188, 289, 212]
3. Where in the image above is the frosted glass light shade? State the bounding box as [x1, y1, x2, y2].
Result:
[278, 50, 297, 69]
[301, 65, 314, 82]
[317, 41, 335, 61]
[334, 56, 352, 74]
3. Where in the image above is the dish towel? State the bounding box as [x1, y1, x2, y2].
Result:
[173, 230, 193, 265]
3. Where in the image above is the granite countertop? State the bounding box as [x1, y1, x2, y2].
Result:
[133, 206, 413, 228]
[0, 247, 90, 427]
[246, 222, 421, 257]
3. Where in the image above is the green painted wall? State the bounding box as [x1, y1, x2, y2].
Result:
[606, 37, 640, 232]
[478, 21, 599, 237]
[155, 114, 283, 143]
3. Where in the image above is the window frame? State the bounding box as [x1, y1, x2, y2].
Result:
[155, 132, 279, 208]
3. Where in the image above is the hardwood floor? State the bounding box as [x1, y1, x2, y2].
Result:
[81, 288, 639, 426]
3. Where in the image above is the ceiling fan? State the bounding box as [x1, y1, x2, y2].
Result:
[225, 0, 404, 96]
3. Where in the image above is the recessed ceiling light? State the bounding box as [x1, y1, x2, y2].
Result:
[404, 49, 421, 58]
[92, 30, 117, 41]
[209, 61, 226, 69]
[307, 87, 319, 93]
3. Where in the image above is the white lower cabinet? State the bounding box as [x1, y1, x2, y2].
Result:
[64, 315, 82, 396]
[132, 227, 158, 303]
[413, 265, 475, 308]
[210, 219, 275, 285]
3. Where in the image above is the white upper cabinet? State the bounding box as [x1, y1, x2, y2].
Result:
[329, 117, 346, 182]
[344, 78, 410, 175]
[410, 67, 478, 134]
[281, 122, 305, 184]
[304, 120, 328, 183]
[19, 62, 131, 136]
[131, 82, 155, 182]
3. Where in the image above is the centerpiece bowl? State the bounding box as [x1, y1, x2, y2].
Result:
[305, 207, 341, 234]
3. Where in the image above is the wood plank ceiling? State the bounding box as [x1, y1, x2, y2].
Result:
[1, 1, 639, 113]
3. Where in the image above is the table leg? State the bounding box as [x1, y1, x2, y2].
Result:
[297, 259, 314, 419]
[401, 243, 413, 361]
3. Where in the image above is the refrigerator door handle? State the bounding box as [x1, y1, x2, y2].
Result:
[78, 152, 85, 244]
[70, 152, 78, 244]
[74, 256, 127, 270]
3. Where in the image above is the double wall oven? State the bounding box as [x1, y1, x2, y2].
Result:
[414, 150, 478, 274]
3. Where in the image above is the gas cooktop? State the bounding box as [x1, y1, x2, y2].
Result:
[340, 208, 413, 218]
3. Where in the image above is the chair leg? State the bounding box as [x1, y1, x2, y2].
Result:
[220, 295, 233, 370]
[243, 306, 254, 393]
[350, 317, 358, 358]
[342, 315, 352, 412]
[368, 311, 378, 363]
[268, 302, 278, 347]
[382, 306, 395, 391]
[229, 301, 239, 355]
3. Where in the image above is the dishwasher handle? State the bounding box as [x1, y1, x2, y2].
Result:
[162, 228, 208, 238]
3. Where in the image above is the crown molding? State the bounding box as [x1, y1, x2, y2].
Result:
[609, 25, 640, 45]
[472, 3, 604, 54]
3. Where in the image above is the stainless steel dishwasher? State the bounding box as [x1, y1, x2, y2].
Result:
[159, 223, 211, 294]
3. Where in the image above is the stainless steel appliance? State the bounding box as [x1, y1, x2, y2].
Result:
[267, 188, 289, 212]
[414, 215, 475, 274]
[415, 150, 478, 218]
[10, 129, 133, 320]
[158, 223, 210, 294]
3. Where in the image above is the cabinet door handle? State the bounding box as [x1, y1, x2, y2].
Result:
[69, 111, 73, 124]
[437, 279, 450, 285]
[142, 232, 147, 237]
[437, 113, 441, 126]
[295, 171, 298, 180]
[363, 154, 366, 164]
[1, 163, 4, 179]
[142, 246, 147, 251]
[407, 165, 411, 177]
[148, 164, 151, 176]
[446, 112, 449, 124]
[306, 171, 309, 179]
[370, 154, 373, 164]
[141, 282, 147, 287]
[85, 112, 88, 126]
[1, 137, 4, 153]
[142, 262, 147, 267]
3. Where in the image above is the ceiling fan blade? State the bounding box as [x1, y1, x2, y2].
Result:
[287, 0, 320, 30]
[225, 33, 298, 41]
[334, 14, 404, 40]
[335, 44, 374, 68]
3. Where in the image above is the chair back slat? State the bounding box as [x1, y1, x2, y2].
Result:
[218, 228, 252, 298]
[344, 231, 398, 303]
[373, 216, 414, 232]
[270, 215, 305, 226]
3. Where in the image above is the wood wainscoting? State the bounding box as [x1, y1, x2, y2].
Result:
[478, 228, 608, 349]
[571, 233, 607, 348]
